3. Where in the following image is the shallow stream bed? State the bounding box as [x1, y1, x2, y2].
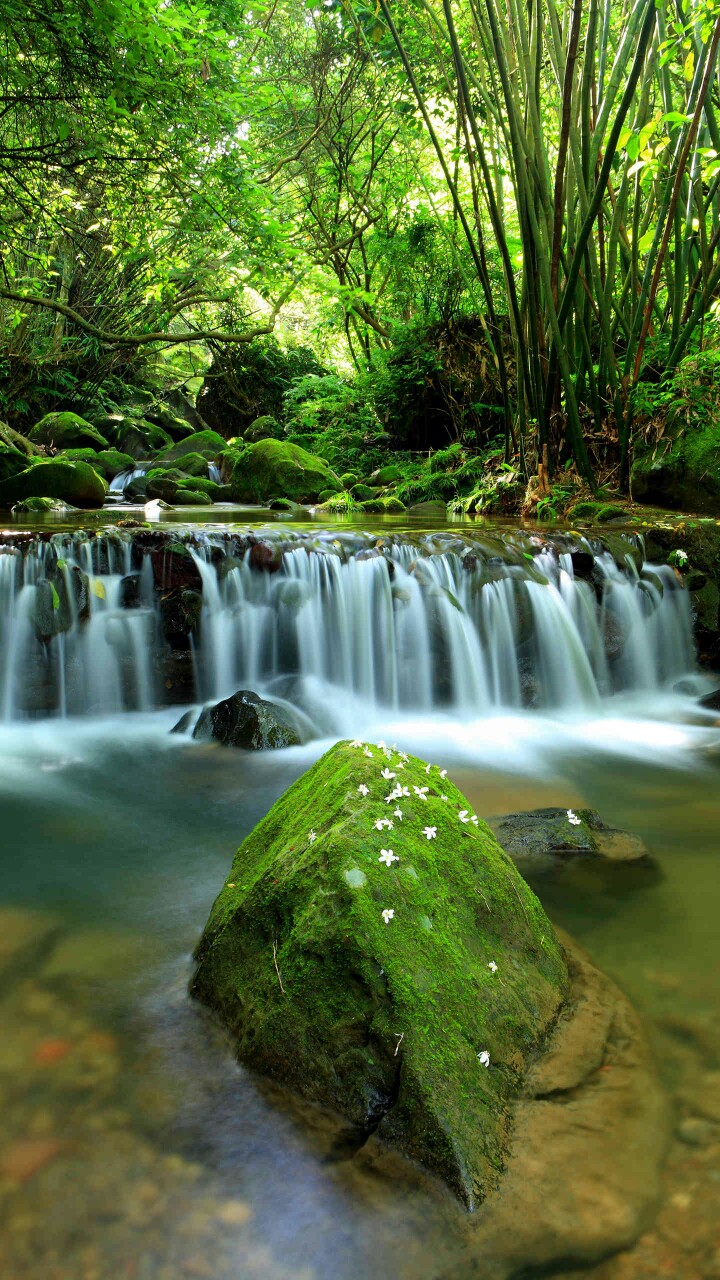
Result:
[1, 699, 719, 1280]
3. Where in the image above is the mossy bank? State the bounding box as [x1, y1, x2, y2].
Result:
[191, 740, 568, 1207]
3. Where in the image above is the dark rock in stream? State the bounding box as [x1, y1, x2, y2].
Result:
[190, 689, 301, 749]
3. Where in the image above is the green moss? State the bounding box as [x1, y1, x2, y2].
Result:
[92, 449, 136, 479]
[631, 423, 720, 514]
[192, 741, 568, 1207]
[153, 430, 226, 469]
[568, 499, 629, 523]
[358, 496, 407, 513]
[231, 439, 342, 504]
[0, 459, 107, 509]
[316, 491, 358, 513]
[173, 488, 213, 505]
[28, 411, 109, 451]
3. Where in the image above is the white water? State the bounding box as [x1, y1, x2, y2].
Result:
[0, 528, 698, 723]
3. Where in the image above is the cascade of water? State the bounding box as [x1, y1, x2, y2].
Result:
[0, 529, 696, 722]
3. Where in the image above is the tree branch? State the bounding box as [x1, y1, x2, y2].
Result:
[0, 291, 275, 347]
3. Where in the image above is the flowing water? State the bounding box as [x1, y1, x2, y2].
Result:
[1, 518, 719, 1280]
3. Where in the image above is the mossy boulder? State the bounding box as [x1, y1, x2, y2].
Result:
[350, 483, 376, 501]
[359, 496, 407, 514]
[487, 808, 651, 869]
[372, 463, 404, 486]
[113, 419, 173, 459]
[153, 429, 226, 469]
[340, 471, 360, 487]
[91, 449, 136, 480]
[174, 488, 213, 506]
[191, 740, 568, 1206]
[568, 499, 629, 523]
[631, 426, 720, 514]
[28, 411, 108, 452]
[243, 415, 284, 443]
[12, 496, 78, 514]
[0, 460, 107, 510]
[147, 406, 196, 441]
[230, 439, 342, 504]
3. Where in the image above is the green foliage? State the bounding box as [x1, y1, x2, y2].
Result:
[284, 375, 388, 474]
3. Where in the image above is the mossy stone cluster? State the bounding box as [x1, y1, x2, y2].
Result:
[191, 740, 568, 1206]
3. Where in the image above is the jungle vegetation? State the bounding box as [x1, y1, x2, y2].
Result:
[2, 0, 720, 495]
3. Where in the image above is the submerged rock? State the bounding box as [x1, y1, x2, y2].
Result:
[487, 807, 651, 867]
[191, 741, 568, 1205]
[190, 689, 301, 749]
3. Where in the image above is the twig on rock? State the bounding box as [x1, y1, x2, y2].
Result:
[273, 939, 286, 995]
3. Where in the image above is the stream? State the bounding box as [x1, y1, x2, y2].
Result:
[1, 514, 719, 1280]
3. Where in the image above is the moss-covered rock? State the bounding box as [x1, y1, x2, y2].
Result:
[0, 460, 107, 510]
[191, 740, 568, 1206]
[372, 463, 404, 486]
[243, 415, 284, 443]
[91, 449, 136, 480]
[631, 426, 720, 514]
[568, 499, 629, 523]
[340, 471, 360, 487]
[358, 496, 407, 513]
[230, 439, 342, 504]
[350, 483, 376, 501]
[111, 419, 173, 459]
[173, 488, 213, 506]
[153, 429, 226, 469]
[11, 496, 78, 514]
[28, 411, 108, 452]
[487, 808, 651, 868]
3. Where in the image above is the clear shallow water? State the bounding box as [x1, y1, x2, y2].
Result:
[1, 700, 720, 1279]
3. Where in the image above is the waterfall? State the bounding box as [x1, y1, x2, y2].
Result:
[0, 527, 695, 723]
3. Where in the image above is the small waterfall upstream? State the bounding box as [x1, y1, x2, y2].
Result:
[0, 527, 695, 724]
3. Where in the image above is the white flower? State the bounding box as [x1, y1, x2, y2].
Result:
[477, 1050, 490, 1067]
[471, 815, 479, 826]
[458, 810, 470, 823]
[395, 762, 405, 769]
[308, 830, 317, 843]
[350, 739, 363, 748]
[357, 784, 369, 796]
[378, 849, 398, 866]
[374, 817, 393, 831]
[676, 549, 688, 566]
[567, 809, 582, 826]
[376, 740, 387, 749]
[363, 747, 373, 758]
[382, 908, 395, 924]
[422, 826, 437, 840]
[398, 751, 409, 762]
[413, 785, 429, 800]
[441, 795, 448, 802]
[488, 961, 498, 974]
[393, 808, 403, 820]
[425, 763, 432, 774]
[439, 769, 447, 779]
[387, 785, 409, 802]
[381, 768, 396, 780]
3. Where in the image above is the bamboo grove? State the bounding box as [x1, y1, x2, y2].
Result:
[373, 0, 720, 486]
